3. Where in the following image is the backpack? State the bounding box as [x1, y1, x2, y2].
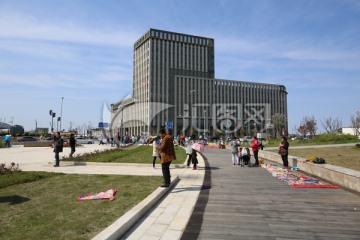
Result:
[313, 158, 326, 164]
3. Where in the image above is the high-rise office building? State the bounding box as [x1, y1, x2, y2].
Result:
[111, 29, 287, 137]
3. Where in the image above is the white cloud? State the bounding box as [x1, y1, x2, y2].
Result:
[0, 40, 77, 60]
[214, 35, 360, 72]
[0, 13, 139, 47]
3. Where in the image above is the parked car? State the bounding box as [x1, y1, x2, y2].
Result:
[76, 137, 93, 144]
[242, 136, 252, 142]
[209, 136, 220, 142]
[17, 136, 37, 142]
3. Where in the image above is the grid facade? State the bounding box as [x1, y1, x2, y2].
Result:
[111, 29, 287, 137]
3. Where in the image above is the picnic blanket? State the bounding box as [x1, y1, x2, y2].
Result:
[77, 189, 117, 201]
[263, 164, 339, 189]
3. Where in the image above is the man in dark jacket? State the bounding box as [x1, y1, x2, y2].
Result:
[53, 132, 64, 167]
[156, 129, 176, 187]
[69, 133, 76, 158]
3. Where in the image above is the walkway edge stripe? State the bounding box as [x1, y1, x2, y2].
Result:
[92, 175, 180, 240]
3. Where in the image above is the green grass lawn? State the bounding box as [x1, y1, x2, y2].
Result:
[63, 145, 187, 165]
[0, 172, 162, 240]
[268, 146, 360, 172]
[262, 135, 359, 148]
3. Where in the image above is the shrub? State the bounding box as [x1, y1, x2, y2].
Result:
[314, 134, 358, 143]
[0, 162, 21, 174]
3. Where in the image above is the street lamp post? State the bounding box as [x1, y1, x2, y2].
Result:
[189, 89, 196, 136]
[119, 105, 124, 148]
[60, 97, 64, 132]
[203, 110, 207, 139]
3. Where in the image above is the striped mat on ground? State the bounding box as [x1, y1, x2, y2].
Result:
[263, 164, 339, 189]
[77, 189, 117, 201]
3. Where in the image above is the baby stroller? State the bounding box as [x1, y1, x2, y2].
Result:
[241, 147, 251, 166]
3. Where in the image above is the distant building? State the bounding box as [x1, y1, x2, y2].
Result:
[0, 122, 11, 133]
[342, 127, 360, 136]
[111, 29, 288, 137]
[0, 122, 24, 135]
[35, 128, 49, 134]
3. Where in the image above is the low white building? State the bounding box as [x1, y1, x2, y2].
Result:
[342, 127, 360, 136]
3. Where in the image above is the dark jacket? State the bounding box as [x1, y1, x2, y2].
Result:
[69, 136, 76, 147]
[156, 134, 176, 163]
[278, 141, 289, 156]
[54, 136, 64, 153]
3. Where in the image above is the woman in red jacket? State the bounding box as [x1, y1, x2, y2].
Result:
[251, 136, 259, 167]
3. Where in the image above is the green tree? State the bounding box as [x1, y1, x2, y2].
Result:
[271, 113, 286, 138]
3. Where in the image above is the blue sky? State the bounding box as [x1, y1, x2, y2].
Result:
[0, 0, 359, 132]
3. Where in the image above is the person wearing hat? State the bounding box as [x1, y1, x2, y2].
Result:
[156, 129, 176, 187]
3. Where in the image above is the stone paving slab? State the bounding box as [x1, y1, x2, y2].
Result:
[122, 157, 205, 240]
[182, 148, 360, 240]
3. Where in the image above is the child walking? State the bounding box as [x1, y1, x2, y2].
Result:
[238, 147, 244, 166]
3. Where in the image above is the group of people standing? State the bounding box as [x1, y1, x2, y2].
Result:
[230, 136, 260, 167]
[229, 135, 289, 169]
[151, 130, 200, 187]
[52, 132, 76, 167]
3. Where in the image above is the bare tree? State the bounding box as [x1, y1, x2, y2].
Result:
[321, 117, 342, 135]
[271, 113, 286, 137]
[304, 116, 317, 136]
[76, 125, 83, 136]
[297, 116, 317, 138]
[350, 110, 360, 136]
[297, 124, 307, 138]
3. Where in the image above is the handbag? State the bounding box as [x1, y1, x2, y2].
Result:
[278, 148, 287, 155]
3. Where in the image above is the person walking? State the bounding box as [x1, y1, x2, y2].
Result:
[4, 134, 11, 148]
[230, 139, 239, 165]
[156, 129, 176, 188]
[251, 136, 259, 167]
[151, 136, 161, 168]
[185, 136, 194, 167]
[69, 133, 76, 158]
[53, 132, 64, 167]
[191, 148, 198, 170]
[278, 136, 289, 168]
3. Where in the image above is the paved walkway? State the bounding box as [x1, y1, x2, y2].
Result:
[181, 148, 360, 240]
[0, 144, 183, 176]
[2, 145, 360, 239]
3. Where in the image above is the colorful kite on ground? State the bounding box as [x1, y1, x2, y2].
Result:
[263, 164, 339, 189]
[77, 189, 117, 201]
